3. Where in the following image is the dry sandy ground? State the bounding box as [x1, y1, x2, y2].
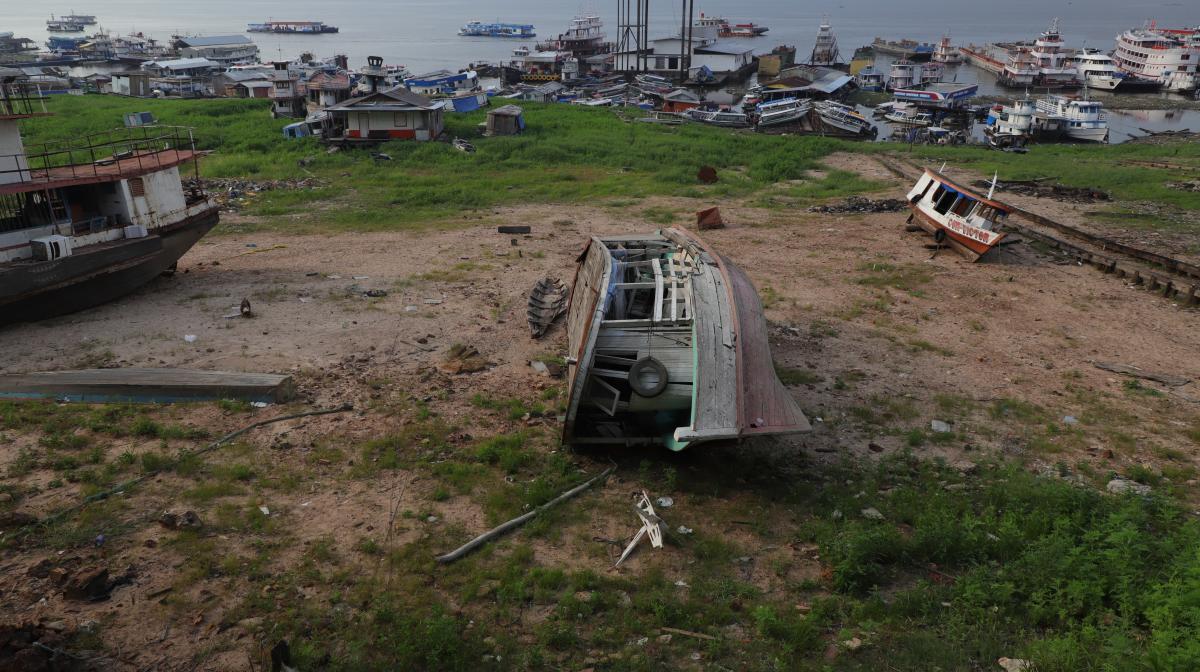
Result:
[1, 158, 1198, 669]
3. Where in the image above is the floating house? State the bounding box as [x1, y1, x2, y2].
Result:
[305, 71, 352, 108]
[268, 61, 307, 118]
[174, 35, 259, 66]
[211, 68, 273, 98]
[322, 88, 445, 143]
[110, 71, 152, 97]
[662, 88, 702, 113]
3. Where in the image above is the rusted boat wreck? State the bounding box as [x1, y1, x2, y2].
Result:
[905, 168, 1014, 261]
[563, 228, 810, 449]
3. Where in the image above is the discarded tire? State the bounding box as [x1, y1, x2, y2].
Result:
[933, 228, 947, 244]
[629, 357, 669, 398]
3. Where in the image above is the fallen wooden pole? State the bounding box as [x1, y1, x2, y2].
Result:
[661, 627, 718, 641]
[435, 466, 615, 564]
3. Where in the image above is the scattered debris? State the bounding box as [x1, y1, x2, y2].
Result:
[364, 289, 388, 298]
[696, 206, 724, 230]
[63, 565, 112, 601]
[1166, 180, 1200, 193]
[498, 225, 531, 234]
[0, 621, 79, 671]
[930, 419, 952, 433]
[655, 496, 673, 508]
[843, 636, 864, 651]
[676, 525, 693, 535]
[976, 178, 1110, 203]
[159, 510, 203, 531]
[615, 491, 668, 567]
[808, 196, 907, 214]
[200, 177, 326, 211]
[434, 466, 614, 564]
[861, 507, 884, 521]
[371, 152, 392, 162]
[0, 368, 296, 404]
[1062, 415, 1078, 425]
[423, 298, 443, 305]
[530, 360, 550, 376]
[258, 506, 270, 516]
[527, 277, 569, 338]
[183, 334, 198, 343]
[661, 626, 717, 642]
[997, 658, 1035, 672]
[0, 511, 38, 529]
[1093, 361, 1190, 387]
[697, 166, 718, 184]
[438, 344, 490, 374]
[240, 298, 253, 317]
[1107, 478, 1152, 496]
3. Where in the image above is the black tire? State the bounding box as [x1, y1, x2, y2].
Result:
[933, 228, 947, 244]
[629, 357, 669, 398]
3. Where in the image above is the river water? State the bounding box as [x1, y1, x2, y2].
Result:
[5, 1, 1198, 139]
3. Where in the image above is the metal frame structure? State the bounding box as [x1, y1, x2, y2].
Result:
[0, 125, 201, 187]
[617, 0, 650, 73]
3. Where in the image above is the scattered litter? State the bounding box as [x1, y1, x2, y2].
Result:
[662, 626, 717, 641]
[328, 274, 342, 279]
[353, 275, 369, 280]
[530, 360, 550, 376]
[94, 534, 106, 548]
[423, 298, 443, 305]
[298, 297, 312, 303]
[300, 501, 311, 507]
[251, 401, 268, 408]
[998, 658, 1035, 672]
[615, 491, 667, 567]
[183, 335, 197, 343]
[405, 305, 418, 312]
[1107, 478, 1151, 496]
[1062, 415, 1078, 425]
[696, 206, 724, 230]
[655, 496, 673, 508]
[159, 510, 203, 530]
[498, 225, 531, 234]
[674, 580, 689, 587]
[246, 243, 257, 248]
[676, 525, 693, 535]
[809, 196, 907, 214]
[439, 344, 490, 374]
[636, 637, 649, 646]
[364, 289, 388, 298]
[843, 637, 863, 651]
[258, 506, 270, 516]
[427, 515, 439, 523]
[930, 419, 952, 433]
[1093, 361, 1190, 387]
[861, 507, 884, 520]
[240, 299, 252, 317]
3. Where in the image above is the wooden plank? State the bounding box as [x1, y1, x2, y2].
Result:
[652, 258, 664, 323]
[0, 368, 295, 404]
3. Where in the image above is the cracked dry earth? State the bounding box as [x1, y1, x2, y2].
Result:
[1, 160, 1198, 669]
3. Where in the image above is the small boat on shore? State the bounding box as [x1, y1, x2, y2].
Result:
[932, 35, 962, 64]
[563, 228, 810, 449]
[813, 100, 874, 136]
[1035, 95, 1109, 142]
[905, 169, 1014, 261]
[884, 102, 934, 127]
[686, 107, 750, 127]
[755, 97, 812, 127]
[459, 22, 536, 38]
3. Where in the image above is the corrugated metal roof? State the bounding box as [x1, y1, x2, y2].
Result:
[178, 35, 254, 47]
[145, 58, 220, 71]
[324, 87, 439, 112]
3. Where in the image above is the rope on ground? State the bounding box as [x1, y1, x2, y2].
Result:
[17, 404, 354, 538]
[435, 466, 616, 564]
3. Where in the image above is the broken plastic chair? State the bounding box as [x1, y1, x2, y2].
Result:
[615, 491, 666, 567]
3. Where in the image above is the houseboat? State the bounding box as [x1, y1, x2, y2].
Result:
[61, 13, 97, 25]
[932, 36, 962, 64]
[855, 66, 885, 91]
[246, 21, 339, 34]
[905, 168, 1014, 261]
[996, 20, 1080, 89]
[983, 97, 1064, 147]
[695, 14, 769, 38]
[0, 79, 219, 325]
[809, 20, 841, 66]
[886, 60, 920, 90]
[813, 100, 874, 136]
[884, 102, 934, 126]
[1112, 24, 1199, 93]
[562, 228, 810, 449]
[755, 97, 812, 127]
[1035, 95, 1109, 142]
[459, 22, 536, 39]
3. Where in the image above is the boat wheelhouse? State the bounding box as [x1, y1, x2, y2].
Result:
[932, 36, 962, 64]
[1074, 49, 1127, 91]
[855, 66, 884, 91]
[0, 78, 218, 324]
[886, 60, 920, 90]
[563, 228, 810, 449]
[246, 21, 339, 34]
[884, 102, 934, 126]
[905, 169, 1014, 261]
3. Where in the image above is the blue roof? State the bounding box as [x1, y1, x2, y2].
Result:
[179, 35, 254, 47]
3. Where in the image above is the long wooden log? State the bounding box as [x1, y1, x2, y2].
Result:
[435, 466, 615, 564]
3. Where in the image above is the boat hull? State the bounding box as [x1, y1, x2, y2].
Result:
[908, 204, 1004, 262]
[0, 207, 219, 326]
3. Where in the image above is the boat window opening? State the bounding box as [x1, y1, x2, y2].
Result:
[951, 196, 974, 217]
[934, 189, 957, 215]
[393, 113, 408, 127]
[917, 178, 935, 201]
[929, 184, 946, 204]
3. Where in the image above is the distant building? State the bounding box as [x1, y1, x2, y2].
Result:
[615, 24, 754, 79]
[306, 71, 352, 108]
[662, 88, 702, 113]
[143, 58, 220, 78]
[111, 71, 152, 97]
[211, 67, 272, 97]
[268, 61, 307, 118]
[485, 105, 524, 136]
[404, 70, 479, 96]
[321, 88, 445, 143]
[175, 35, 259, 66]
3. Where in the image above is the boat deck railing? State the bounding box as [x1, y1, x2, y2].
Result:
[0, 83, 48, 117]
[1, 125, 200, 186]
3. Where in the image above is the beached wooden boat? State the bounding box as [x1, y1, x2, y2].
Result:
[562, 228, 810, 449]
[906, 168, 1014, 261]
